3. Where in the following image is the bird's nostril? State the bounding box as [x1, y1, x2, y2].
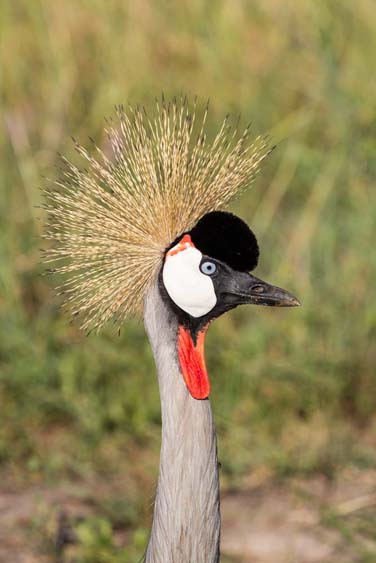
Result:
[251, 284, 265, 293]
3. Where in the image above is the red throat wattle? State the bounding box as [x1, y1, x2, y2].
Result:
[178, 325, 210, 400]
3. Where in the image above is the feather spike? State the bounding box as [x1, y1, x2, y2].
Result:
[44, 98, 270, 330]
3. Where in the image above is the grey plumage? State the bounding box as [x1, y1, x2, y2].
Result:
[144, 283, 220, 562]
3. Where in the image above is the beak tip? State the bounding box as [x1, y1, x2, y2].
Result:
[274, 288, 301, 307]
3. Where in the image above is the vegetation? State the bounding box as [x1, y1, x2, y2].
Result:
[1, 1, 375, 560]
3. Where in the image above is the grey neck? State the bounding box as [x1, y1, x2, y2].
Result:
[144, 282, 220, 563]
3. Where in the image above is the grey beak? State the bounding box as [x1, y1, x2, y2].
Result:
[228, 273, 301, 308]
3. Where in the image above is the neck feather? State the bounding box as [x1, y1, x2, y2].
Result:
[144, 282, 220, 563]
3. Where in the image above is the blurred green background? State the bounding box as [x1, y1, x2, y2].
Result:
[1, 1, 376, 561]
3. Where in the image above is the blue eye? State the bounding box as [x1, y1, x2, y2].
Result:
[200, 261, 217, 275]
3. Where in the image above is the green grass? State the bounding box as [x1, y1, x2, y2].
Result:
[1, 0, 376, 560]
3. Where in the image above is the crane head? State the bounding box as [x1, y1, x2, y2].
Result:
[44, 100, 273, 333]
[44, 98, 300, 384]
[161, 211, 300, 400]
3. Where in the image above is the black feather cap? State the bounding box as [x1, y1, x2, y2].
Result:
[188, 211, 259, 272]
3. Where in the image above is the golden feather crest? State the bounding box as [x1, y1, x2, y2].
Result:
[43, 98, 270, 331]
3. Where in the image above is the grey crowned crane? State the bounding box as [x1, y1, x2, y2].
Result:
[44, 99, 300, 563]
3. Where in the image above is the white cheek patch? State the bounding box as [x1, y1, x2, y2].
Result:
[163, 237, 217, 317]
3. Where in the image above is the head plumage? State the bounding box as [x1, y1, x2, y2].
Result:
[43, 97, 271, 331]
